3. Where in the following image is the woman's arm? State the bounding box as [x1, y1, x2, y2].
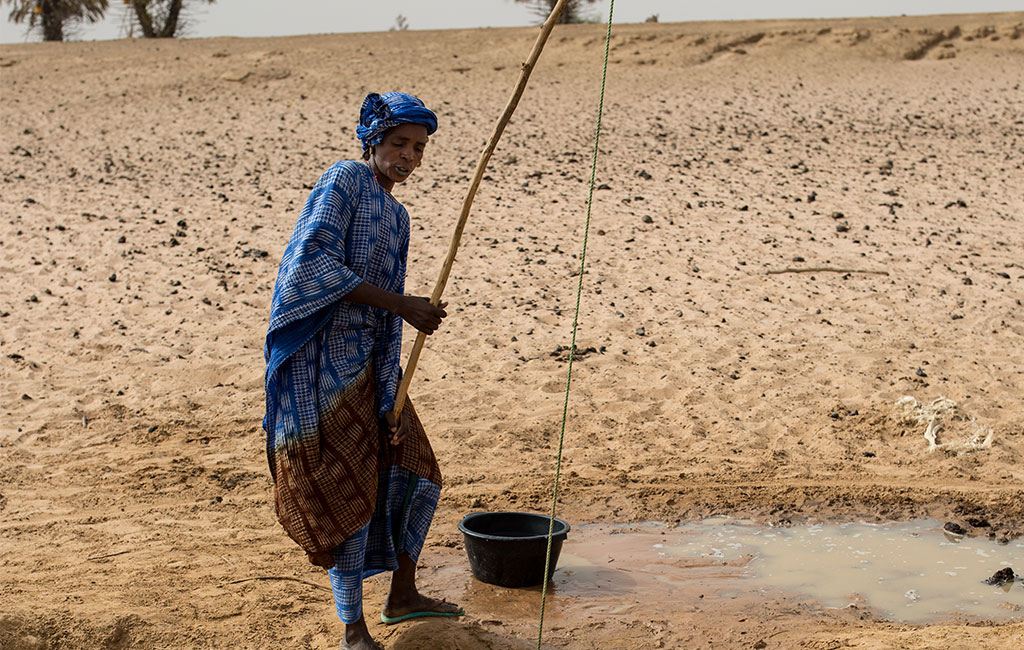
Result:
[342, 282, 447, 335]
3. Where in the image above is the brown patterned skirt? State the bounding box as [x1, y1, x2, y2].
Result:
[270, 366, 441, 568]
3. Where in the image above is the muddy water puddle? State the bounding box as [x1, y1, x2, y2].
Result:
[652, 518, 1024, 623]
[435, 518, 1023, 627]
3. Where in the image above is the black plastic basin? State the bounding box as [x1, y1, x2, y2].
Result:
[458, 511, 570, 588]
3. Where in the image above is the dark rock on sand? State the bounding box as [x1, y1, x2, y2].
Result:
[943, 522, 967, 536]
[984, 567, 1014, 586]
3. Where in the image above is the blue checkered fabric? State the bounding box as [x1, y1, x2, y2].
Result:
[356, 92, 438, 152]
[328, 466, 441, 624]
[263, 160, 410, 464]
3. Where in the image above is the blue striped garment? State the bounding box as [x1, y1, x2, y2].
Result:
[329, 466, 441, 624]
[263, 160, 409, 464]
[356, 92, 438, 152]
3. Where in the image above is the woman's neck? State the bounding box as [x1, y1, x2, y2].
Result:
[366, 159, 394, 193]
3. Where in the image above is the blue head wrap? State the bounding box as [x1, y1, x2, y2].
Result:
[356, 92, 438, 152]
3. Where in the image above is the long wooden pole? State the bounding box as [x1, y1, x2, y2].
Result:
[392, 0, 569, 417]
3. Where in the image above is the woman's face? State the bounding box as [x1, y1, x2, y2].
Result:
[369, 123, 429, 190]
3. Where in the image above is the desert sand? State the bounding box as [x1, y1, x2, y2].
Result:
[2, 10, 1023, 649]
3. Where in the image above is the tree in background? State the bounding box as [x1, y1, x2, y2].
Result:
[513, 0, 598, 24]
[4, 0, 108, 41]
[390, 14, 408, 31]
[125, 0, 213, 38]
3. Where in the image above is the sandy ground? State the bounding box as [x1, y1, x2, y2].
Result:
[2, 10, 1024, 649]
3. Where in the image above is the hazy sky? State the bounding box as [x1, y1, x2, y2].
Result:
[1, 1, 1021, 43]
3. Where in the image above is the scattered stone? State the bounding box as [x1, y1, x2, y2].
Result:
[830, 211, 845, 219]
[597, 183, 611, 190]
[636, 327, 646, 337]
[836, 222, 850, 232]
[642, 215, 653, 224]
[984, 567, 1014, 586]
[108, 273, 117, 282]
[943, 522, 967, 536]
[221, 70, 252, 83]
[637, 169, 652, 180]
[915, 368, 927, 378]
[550, 345, 599, 362]
[22, 393, 32, 400]
[792, 256, 805, 262]
[966, 517, 990, 528]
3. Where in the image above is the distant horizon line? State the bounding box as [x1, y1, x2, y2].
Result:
[1, 9, 1019, 46]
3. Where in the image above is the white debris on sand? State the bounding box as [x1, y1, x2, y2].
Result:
[894, 396, 994, 453]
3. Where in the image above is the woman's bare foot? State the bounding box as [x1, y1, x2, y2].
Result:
[382, 593, 463, 622]
[383, 553, 463, 623]
[341, 616, 380, 650]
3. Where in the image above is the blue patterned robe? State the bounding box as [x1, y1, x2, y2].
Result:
[262, 160, 441, 567]
[264, 160, 408, 453]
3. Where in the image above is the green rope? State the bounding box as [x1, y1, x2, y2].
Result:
[535, 2, 614, 648]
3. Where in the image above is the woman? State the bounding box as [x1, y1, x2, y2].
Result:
[263, 92, 462, 650]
